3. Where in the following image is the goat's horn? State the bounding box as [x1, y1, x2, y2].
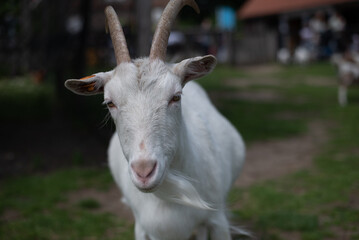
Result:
[105, 6, 131, 64]
[149, 0, 200, 61]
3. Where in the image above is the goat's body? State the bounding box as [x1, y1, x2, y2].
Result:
[108, 81, 245, 240]
[65, 1, 246, 239]
[332, 53, 359, 106]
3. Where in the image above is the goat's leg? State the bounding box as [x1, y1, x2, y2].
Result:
[338, 85, 348, 106]
[208, 212, 231, 240]
[135, 223, 150, 240]
[195, 225, 208, 240]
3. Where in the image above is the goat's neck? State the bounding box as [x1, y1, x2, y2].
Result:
[173, 116, 207, 187]
[172, 116, 196, 173]
[154, 117, 212, 210]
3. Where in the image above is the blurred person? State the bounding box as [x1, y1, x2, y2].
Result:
[309, 11, 327, 37]
[310, 11, 331, 59]
[300, 23, 315, 52]
[329, 11, 346, 53]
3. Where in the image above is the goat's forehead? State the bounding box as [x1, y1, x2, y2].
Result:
[105, 59, 180, 99]
[134, 58, 168, 80]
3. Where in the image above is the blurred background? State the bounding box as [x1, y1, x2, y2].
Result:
[1, 0, 359, 239]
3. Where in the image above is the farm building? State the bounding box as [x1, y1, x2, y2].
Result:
[236, 0, 359, 64]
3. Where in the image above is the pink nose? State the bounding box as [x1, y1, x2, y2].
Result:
[131, 159, 157, 181]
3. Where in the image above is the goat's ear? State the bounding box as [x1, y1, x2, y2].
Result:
[64, 71, 112, 96]
[173, 55, 217, 86]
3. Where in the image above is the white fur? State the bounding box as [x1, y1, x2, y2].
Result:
[106, 58, 245, 240]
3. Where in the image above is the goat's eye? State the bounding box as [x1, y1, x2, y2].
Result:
[171, 95, 181, 103]
[106, 101, 116, 108]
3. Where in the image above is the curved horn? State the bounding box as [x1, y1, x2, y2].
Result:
[105, 6, 131, 64]
[149, 0, 200, 61]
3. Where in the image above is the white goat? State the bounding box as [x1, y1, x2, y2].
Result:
[65, 0, 245, 239]
[332, 53, 359, 106]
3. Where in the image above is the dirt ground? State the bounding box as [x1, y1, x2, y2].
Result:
[235, 120, 329, 187]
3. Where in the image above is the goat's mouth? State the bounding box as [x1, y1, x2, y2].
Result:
[131, 166, 166, 193]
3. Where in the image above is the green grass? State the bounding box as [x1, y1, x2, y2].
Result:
[220, 100, 308, 142]
[0, 168, 133, 240]
[77, 199, 101, 209]
[1, 62, 359, 239]
[199, 64, 338, 143]
[230, 149, 359, 239]
[272, 61, 337, 79]
[196, 64, 248, 90]
[217, 62, 359, 240]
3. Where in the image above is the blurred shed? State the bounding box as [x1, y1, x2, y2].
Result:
[236, 0, 359, 64]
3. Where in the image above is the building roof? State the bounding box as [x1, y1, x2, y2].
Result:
[239, 0, 355, 19]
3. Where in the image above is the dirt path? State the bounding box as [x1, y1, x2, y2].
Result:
[235, 120, 329, 187]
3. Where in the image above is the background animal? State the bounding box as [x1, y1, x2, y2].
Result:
[331, 52, 359, 106]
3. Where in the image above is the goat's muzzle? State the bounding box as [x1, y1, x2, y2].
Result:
[130, 159, 159, 192]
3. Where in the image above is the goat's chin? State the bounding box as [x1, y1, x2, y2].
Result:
[136, 184, 159, 193]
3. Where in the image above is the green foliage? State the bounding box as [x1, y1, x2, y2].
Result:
[0, 76, 55, 121]
[0, 0, 20, 16]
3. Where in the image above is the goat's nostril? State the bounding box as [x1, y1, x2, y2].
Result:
[131, 160, 157, 179]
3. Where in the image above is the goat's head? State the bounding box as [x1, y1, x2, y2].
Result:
[65, 0, 216, 192]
